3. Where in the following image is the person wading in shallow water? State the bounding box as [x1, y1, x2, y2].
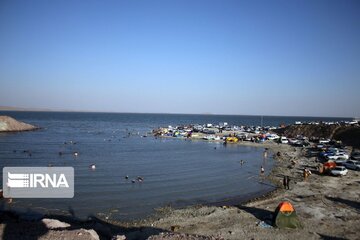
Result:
[263, 149, 268, 158]
[260, 166, 265, 182]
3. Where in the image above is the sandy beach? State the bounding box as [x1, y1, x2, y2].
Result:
[147, 141, 360, 240]
[1, 140, 359, 240]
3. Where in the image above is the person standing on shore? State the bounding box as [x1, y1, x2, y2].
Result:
[286, 176, 291, 189]
[303, 169, 307, 180]
[283, 176, 287, 189]
[303, 168, 311, 180]
[260, 166, 265, 174]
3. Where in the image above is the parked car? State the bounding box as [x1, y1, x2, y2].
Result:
[351, 152, 360, 160]
[343, 160, 360, 170]
[326, 153, 349, 160]
[307, 149, 320, 157]
[279, 136, 288, 144]
[202, 128, 216, 134]
[327, 147, 339, 153]
[317, 144, 329, 149]
[319, 151, 333, 158]
[292, 141, 310, 147]
[267, 134, 280, 140]
[334, 159, 348, 165]
[331, 166, 348, 176]
[338, 153, 349, 159]
[288, 138, 298, 144]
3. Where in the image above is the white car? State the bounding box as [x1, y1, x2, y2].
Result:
[267, 134, 280, 140]
[317, 144, 325, 149]
[288, 138, 299, 144]
[319, 139, 331, 144]
[337, 153, 349, 160]
[331, 166, 348, 176]
[279, 137, 288, 144]
[343, 160, 360, 171]
[326, 153, 349, 160]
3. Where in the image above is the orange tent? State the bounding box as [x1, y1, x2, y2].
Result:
[273, 201, 302, 228]
[277, 201, 295, 212]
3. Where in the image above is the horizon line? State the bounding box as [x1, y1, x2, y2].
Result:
[0, 106, 354, 119]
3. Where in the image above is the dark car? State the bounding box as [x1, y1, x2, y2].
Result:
[292, 141, 310, 147]
[351, 152, 360, 160]
[343, 160, 360, 170]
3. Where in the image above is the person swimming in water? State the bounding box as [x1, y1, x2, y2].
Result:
[263, 149, 268, 158]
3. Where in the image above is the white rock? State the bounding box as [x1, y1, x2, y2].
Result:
[41, 218, 70, 229]
[83, 229, 100, 240]
[112, 235, 126, 240]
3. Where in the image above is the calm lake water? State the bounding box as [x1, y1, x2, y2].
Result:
[0, 112, 350, 220]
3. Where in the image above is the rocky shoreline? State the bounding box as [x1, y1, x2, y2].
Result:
[0, 116, 39, 132]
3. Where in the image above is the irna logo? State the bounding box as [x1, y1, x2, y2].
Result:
[7, 172, 69, 188]
[3, 167, 74, 198]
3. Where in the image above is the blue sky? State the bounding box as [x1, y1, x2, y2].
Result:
[0, 0, 359, 117]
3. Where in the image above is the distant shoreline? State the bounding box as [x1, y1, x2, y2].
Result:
[0, 108, 353, 119]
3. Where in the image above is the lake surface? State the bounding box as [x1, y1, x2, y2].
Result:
[0, 112, 350, 220]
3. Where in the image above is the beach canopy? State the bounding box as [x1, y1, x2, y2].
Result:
[273, 201, 302, 229]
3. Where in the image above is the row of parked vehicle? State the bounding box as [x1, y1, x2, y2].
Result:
[330, 161, 360, 176]
[319, 146, 360, 176]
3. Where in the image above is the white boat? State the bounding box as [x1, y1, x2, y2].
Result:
[203, 135, 215, 140]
